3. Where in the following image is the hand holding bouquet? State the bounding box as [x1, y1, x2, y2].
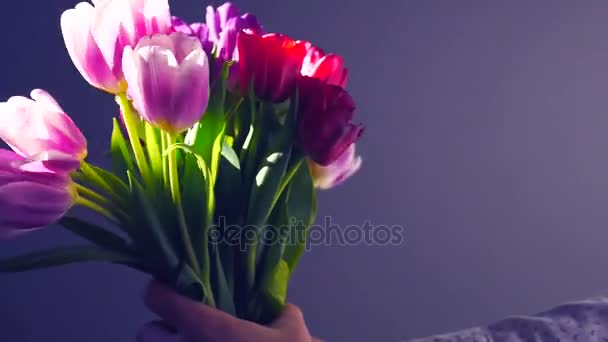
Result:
[0, 0, 364, 327]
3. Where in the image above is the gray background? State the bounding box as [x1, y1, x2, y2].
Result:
[2, 0, 608, 341]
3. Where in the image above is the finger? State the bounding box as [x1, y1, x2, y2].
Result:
[136, 321, 181, 342]
[269, 304, 306, 330]
[143, 280, 261, 338]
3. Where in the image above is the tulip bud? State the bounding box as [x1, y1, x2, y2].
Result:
[297, 77, 364, 166]
[309, 145, 362, 190]
[0, 89, 87, 173]
[122, 32, 210, 134]
[237, 32, 307, 103]
[300, 42, 349, 89]
[0, 150, 77, 239]
[61, 0, 171, 93]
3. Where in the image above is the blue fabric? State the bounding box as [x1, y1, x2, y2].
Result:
[407, 295, 608, 341]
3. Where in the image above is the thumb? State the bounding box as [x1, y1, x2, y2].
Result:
[271, 304, 324, 342]
[269, 304, 307, 331]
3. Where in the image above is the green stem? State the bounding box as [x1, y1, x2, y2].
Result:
[166, 133, 201, 275]
[243, 103, 263, 292]
[74, 183, 108, 206]
[203, 192, 217, 308]
[161, 133, 169, 189]
[117, 93, 151, 186]
[75, 183, 130, 222]
[75, 197, 117, 222]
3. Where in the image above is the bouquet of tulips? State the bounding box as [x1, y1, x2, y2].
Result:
[0, 0, 364, 325]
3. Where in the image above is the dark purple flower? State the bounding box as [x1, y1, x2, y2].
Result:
[297, 76, 364, 166]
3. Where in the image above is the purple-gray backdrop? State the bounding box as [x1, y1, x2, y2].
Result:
[2, 0, 608, 341]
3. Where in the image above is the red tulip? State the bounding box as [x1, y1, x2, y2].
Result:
[297, 76, 364, 166]
[300, 42, 348, 89]
[236, 32, 307, 103]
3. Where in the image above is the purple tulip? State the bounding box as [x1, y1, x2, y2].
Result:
[297, 76, 364, 165]
[171, 3, 262, 85]
[0, 89, 87, 173]
[308, 144, 362, 189]
[61, 0, 171, 93]
[0, 149, 76, 239]
[206, 3, 262, 60]
[170, 17, 214, 53]
[122, 32, 210, 134]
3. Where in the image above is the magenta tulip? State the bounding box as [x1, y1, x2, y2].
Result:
[300, 42, 349, 89]
[297, 76, 364, 166]
[0, 89, 87, 173]
[122, 32, 210, 134]
[61, 0, 171, 93]
[236, 32, 307, 103]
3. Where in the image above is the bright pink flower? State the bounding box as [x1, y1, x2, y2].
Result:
[236, 32, 307, 103]
[308, 144, 362, 190]
[297, 77, 364, 166]
[300, 42, 348, 89]
[0, 89, 87, 173]
[60, 0, 171, 93]
[122, 32, 210, 134]
[0, 149, 76, 239]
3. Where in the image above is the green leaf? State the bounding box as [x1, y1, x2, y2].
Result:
[258, 259, 290, 323]
[185, 63, 228, 185]
[79, 162, 130, 206]
[246, 94, 299, 227]
[128, 171, 179, 271]
[0, 245, 137, 273]
[180, 152, 213, 273]
[282, 162, 317, 274]
[210, 244, 236, 315]
[221, 142, 240, 171]
[59, 216, 132, 255]
[110, 118, 134, 182]
[256, 191, 289, 281]
[214, 150, 243, 219]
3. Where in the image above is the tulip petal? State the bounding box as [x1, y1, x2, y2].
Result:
[124, 32, 209, 134]
[0, 181, 73, 232]
[170, 50, 209, 131]
[61, 4, 121, 93]
[0, 90, 86, 172]
[310, 145, 362, 189]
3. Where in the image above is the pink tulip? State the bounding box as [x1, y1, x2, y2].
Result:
[308, 144, 362, 190]
[60, 0, 171, 93]
[0, 149, 77, 239]
[0, 89, 87, 173]
[122, 32, 210, 134]
[300, 42, 348, 89]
